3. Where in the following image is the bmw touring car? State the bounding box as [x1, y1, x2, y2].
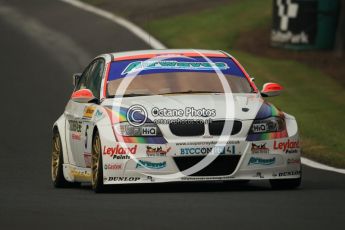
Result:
[52, 49, 301, 192]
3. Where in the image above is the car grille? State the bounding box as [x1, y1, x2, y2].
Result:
[169, 120, 242, 136]
[173, 155, 241, 176]
[209, 120, 242, 136]
[169, 122, 205, 136]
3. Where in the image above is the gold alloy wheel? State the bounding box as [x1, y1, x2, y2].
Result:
[51, 134, 60, 181]
[91, 134, 101, 187]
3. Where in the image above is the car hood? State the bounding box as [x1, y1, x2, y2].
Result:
[102, 93, 265, 121]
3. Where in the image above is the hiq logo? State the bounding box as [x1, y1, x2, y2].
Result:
[141, 127, 157, 136]
[252, 123, 268, 133]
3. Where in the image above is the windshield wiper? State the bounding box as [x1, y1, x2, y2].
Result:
[159, 90, 224, 95]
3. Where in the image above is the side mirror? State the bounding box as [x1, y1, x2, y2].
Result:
[73, 73, 82, 87]
[71, 89, 98, 103]
[261, 82, 283, 97]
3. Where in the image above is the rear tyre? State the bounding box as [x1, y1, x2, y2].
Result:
[270, 177, 301, 189]
[51, 130, 69, 188]
[91, 131, 104, 193]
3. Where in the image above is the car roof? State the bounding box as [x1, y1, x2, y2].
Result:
[105, 49, 230, 61]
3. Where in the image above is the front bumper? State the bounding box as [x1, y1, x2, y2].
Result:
[102, 134, 301, 184]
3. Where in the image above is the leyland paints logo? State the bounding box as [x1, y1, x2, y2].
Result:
[103, 145, 137, 159]
[273, 140, 299, 153]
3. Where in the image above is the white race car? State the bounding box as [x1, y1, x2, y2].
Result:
[52, 49, 301, 192]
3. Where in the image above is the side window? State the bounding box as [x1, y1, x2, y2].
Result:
[86, 59, 105, 98]
[75, 59, 105, 98]
[75, 63, 94, 91]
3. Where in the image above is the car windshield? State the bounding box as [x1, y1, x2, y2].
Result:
[106, 57, 254, 97]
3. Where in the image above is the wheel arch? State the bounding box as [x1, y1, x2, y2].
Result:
[53, 114, 70, 165]
[284, 112, 299, 137]
[92, 125, 99, 141]
[91, 125, 102, 163]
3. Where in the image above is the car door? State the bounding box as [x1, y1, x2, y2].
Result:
[65, 58, 105, 168]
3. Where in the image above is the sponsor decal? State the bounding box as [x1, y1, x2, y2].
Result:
[84, 124, 89, 149]
[248, 157, 276, 165]
[252, 123, 269, 133]
[72, 132, 81, 141]
[95, 110, 103, 119]
[136, 160, 167, 169]
[287, 158, 301, 164]
[83, 106, 95, 119]
[146, 176, 154, 182]
[251, 143, 269, 154]
[253, 172, 264, 178]
[108, 57, 246, 81]
[141, 126, 157, 136]
[273, 140, 299, 153]
[181, 176, 234, 181]
[107, 177, 140, 182]
[103, 145, 137, 159]
[113, 155, 130, 160]
[180, 146, 236, 155]
[146, 146, 171, 156]
[176, 140, 240, 146]
[104, 163, 122, 170]
[278, 170, 301, 177]
[122, 61, 230, 75]
[70, 168, 91, 179]
[69, 120, 82, 132]
[83, 153, 91, 167]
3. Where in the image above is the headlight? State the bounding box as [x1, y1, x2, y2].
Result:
[114, 122, 162, 137]
[250, 117, 285, 134]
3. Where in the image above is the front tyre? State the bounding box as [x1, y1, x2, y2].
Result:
[270, 177, 301, 189]
[91, 131, 104, 193]
[51, 130, 69, 188]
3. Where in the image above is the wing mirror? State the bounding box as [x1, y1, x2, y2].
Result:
[73, 73, 82, 87]
[71, 89, 99, 103]
[261, 82, 283, 97]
